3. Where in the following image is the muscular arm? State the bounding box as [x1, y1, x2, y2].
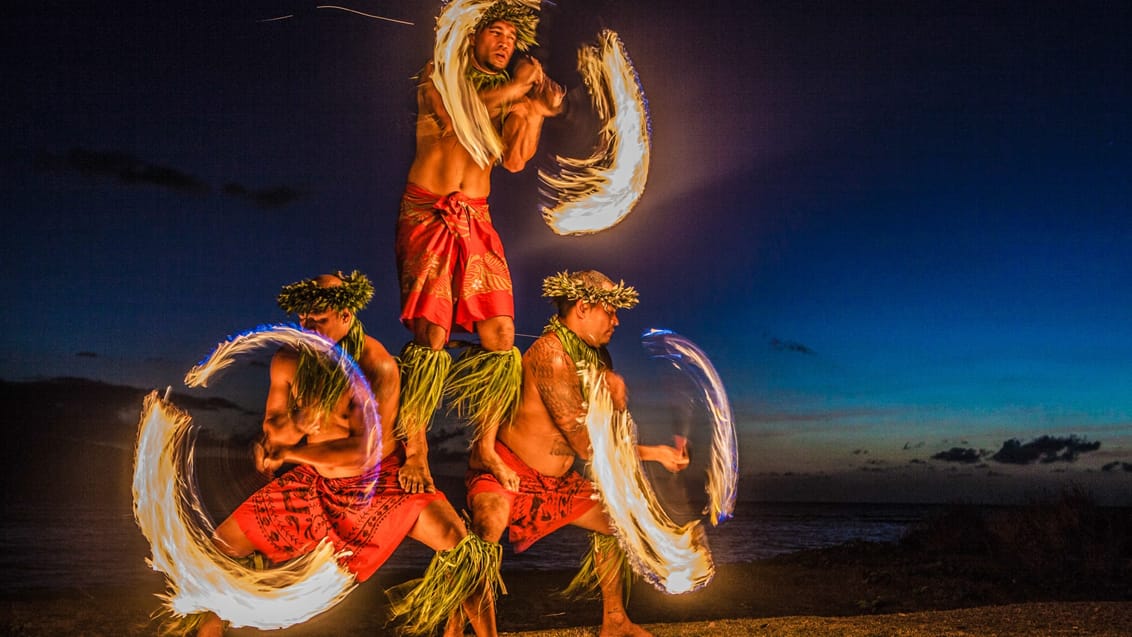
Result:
[528, 336, 592, 459]
[418, 62, 454, 136]
[258, 348, 381, 477]
[261, 351, 306, 452]
[478, 55, 544, 114]
[499, 77, 564, 173]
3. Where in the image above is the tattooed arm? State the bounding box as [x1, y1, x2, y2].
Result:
[528, 335, 594, 460]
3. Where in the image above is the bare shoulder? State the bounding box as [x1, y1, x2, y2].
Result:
[524, 333, 569, 369]
[270, 346, 300, 375]
[358, 335, 398, 378]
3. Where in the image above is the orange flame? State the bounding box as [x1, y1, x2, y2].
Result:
[583, 369, 714, 594]
[540, 30, 651, 236]
[132, 325, 383, 628]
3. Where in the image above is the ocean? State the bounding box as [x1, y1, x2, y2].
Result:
[0, 499, 939, 595]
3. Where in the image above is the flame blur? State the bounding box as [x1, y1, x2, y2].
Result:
[642, 329, 739, 525]
[583, 369, 714, 594]
[132, 324, 383, 628]
[540, 29, 651, 236]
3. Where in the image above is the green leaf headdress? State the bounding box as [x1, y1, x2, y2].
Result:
[475, 0, 539, 52]
[542, 270, 640, 310]
[276, 270, 374, 315]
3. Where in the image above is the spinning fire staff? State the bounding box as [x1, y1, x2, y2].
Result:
[456, 270, 692, 637]
[135, 272, 499, 637]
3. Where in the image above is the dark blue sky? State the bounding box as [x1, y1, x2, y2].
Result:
[3, 0, 1131, 503]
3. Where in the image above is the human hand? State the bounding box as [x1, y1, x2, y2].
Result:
[531, 77, 565, 117]
[294, 407, 323, 436]
[254, 441, 284, 478]
[647, 439, 690, 473]
[471, 442, 521, 492]
[512, 55, 544, 89]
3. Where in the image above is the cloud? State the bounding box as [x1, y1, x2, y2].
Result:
[222, 183, 306, 209]
[769, 337, 815, 355]
[37, 148, 209, 195]
[991, 435, 1101, 465]
[33, 148, 306, 209]
[931, 447, 986, 464]
[903, 441, 925, 450]
[1101, 461, 1132, 473]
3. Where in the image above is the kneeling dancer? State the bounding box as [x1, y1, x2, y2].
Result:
[457, 270, 689, 637]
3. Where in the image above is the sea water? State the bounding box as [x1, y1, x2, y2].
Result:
[0, 500, 938, 594]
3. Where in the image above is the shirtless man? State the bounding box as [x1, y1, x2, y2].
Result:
[395, 0, 564, 491]
[461, 270, 689, 637]
[196, 272, 497, 637]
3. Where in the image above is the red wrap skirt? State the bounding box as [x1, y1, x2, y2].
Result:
[466, 441, 598, 553]
[395, 183, 514, 336]
[232, 450, 444, 582]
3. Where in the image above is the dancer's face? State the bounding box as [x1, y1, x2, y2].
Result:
[298, 309, 352, 343]
[471, 20, 518, 73]
[578, 300, 619, 348]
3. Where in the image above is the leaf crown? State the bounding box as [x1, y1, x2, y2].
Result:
[541, 270, 639, 309]
[276, 270, 374, 314]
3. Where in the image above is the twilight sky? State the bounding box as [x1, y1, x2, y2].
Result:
[3, 0, 1131, 504]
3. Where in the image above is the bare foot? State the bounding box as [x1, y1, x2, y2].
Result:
[471, 445, 520, 492]
[399, 454, 436, 493]
[196, 612, 225, 637]
[599, 610, 652, 637]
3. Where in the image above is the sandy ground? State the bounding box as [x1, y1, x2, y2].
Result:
[501, 602, 1132, 636]
[3, 550, 1129, 636]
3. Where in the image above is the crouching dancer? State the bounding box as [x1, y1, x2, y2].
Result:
[454, 270, 689, 637]
[195, 272, 499, 637]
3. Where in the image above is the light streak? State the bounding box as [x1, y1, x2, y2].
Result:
[433, 0, 541, 168]
[642, 329, 738, 525]
[539, 29, 651, 235]
[583, 369, 714, 594]
[132, 324, 382, 628]
[315, 5, 415, 25]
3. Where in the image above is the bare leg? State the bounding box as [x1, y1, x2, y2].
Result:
[411, 317, 449, 350]
[399, 318, 449, 491]
[194, 518, 257, 636]
[452, 491, 512, 637]
[469, 491, 511, 544]
[409, 499, 499, 637]
[594, 543, 651, 637]
[569, 508, 651, 637]
[469, 316, 520, 490]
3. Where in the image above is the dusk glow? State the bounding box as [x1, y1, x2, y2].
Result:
[3, 1, 1130, 508]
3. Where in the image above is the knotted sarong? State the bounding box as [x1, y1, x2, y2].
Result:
[395, 183, 514, 336]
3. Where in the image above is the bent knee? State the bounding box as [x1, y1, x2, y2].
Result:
[212, 518, 255, 559]
[412, 319, 448, 350]
[475, 317, 515, 351]
[470, 493, 511, 541]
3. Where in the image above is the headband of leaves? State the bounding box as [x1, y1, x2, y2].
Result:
[475, 0, 539, 52]
[276, 270, 374, 314]
[541, 271, 639, 309]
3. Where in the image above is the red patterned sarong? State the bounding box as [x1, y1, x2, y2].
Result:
[232, 450, 443, 582]
[395, 183, 514, 336]
[466, 441, 598, 553]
